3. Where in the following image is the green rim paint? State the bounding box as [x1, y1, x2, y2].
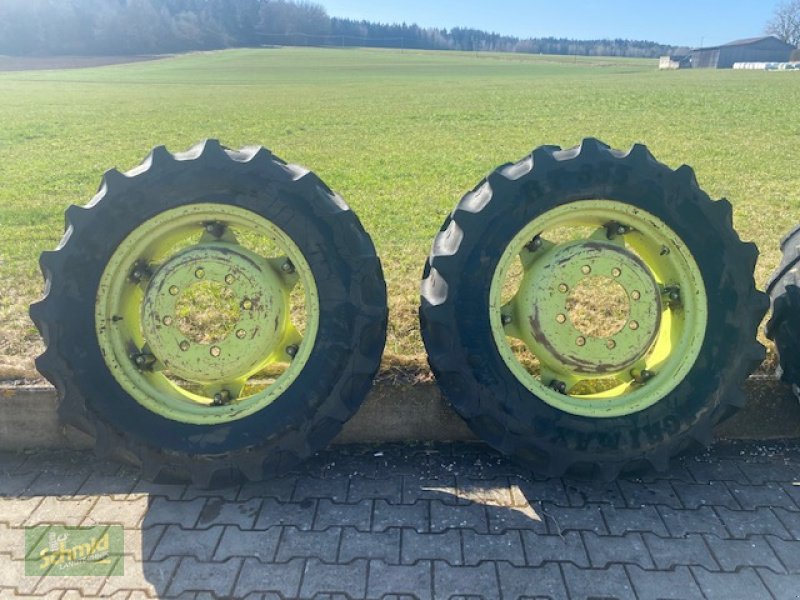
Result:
[489, 200, 707, 418]
[95, 203, 320, 425]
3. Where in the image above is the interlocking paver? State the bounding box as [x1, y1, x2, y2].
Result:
[784, 481, 800, 509]
[672, 481, 740, 509]
[485, 503, 546, 534]
[347, 478, 403, 504]
[774, 507, 800, 538]
[729, 482, 798, 510]
[293, 477, 349, 503]
[144, 497, 206, 528]
[541, 502, 607, 534]
[195, 497, 261, 529]
[238, 477, 296, 502]
[130, 479, 187, 501]
[563, 478, 625, 506]
[461, 530, 525, 566]
[372, 500, 429, 533]
[432, 561, 500, 600]
[25, 496, 97, 526]
[686, 458, 748, 484]
[99, 555, 178, 597]
[510, 477, 569, 507]
[401, 529, 462, 566]
[276, 526, 341, 563]
[766, 535, 800, 572]
[299, 558, 368, 599]
[496, 562, 568, 600]
[704, 535, 785, 572]
[0, 498, 41, 525]
[429, 501, 487, 533]
[562, 563, 635, 600]
[626, 565, 704, 600]
[403, 476, 459, 505]
[692, 566, 771, 600]
[0, 471, 39, 497]
[601, 504, 669, 536]
[738, 460, 799, 485]
[521, 531, 590, 568]
[657, 505, 729, 537]
[214, 526, 281, 561]
[643, 533, 719, 570]
[583, 531, 655, 569]
[756, 568, 800, 600]
[83, 494, 149, 528]
[456, 479, 514, 507]
[315, 499, 372, 532]
[23, 469, 91, 498]
[0, 525, 28, 559]
[165, 556, 242, 597]
[339, 529, 400, 564]
[618, 478, 681, 508]
[151, 524, 224, 561]
[0, 553, 41, 596]
[234, 557, 304, 598]
[715, 506, 792, 539]
[255, 498, 317, 531]
[366, 560, 432, 600]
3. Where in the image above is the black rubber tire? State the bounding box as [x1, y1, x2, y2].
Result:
[420, 138, 768, 479]
[766, 224, 800, 401]
[30, 140, 388, 487]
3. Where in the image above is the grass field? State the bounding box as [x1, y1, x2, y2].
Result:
[1, 47, 798, 382]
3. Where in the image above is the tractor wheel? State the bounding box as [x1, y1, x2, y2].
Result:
[420, 139, 767, 479]
[766, 224, 800, 401]
[30, 140, 387, 486]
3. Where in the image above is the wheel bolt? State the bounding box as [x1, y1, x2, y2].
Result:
[501, 314, 512, 326]
[607, 339, 616, 349]
[631, 290, 641, 301]
[236, 329, 247, 339]
[179, 341, 190, 351]
[131, 353, 155, 370]
[632, 369, 655, 383]
[660, 246, 671, 256]
[212, 390, 231, 406]
[241, 299, 253, 310]
[612, 268, 622, 278]
[556, 314, 567, 324]
[204, 222, 226, 238]
[169, 285, 179, 296]
[576, 336, 586, 347]
[281, 260, 295, 274]
[225, 274, 235, 285]
[558, 283, 569, 293]
[163, 316, 173, 326]
[210, 346, 221, 357]
[629, 321, 640, 331]
[581, 265, 591, 275]
[549, 380, 567, 394]
[526, 237, 543, 251]
[195, 268, 205, 279]
[286, 344, 299, 358]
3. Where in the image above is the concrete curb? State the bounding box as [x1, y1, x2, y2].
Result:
[1, 378, 798, 451]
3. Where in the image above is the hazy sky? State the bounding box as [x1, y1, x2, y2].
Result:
[314, 1, 783, 48]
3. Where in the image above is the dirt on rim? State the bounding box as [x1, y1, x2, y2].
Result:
[0, 55, 165, 72]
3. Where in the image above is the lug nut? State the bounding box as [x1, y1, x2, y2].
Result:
[281, 260, 295, 274]
[225, 274, 235, 285]
[632, 369, 655, 384]
[204, 222, 226, 238]
[169, 285, 179, 296]
[241, 299, 253, 310]
[131, 353, 156, 370]
[501, 314, 512, 326]
[179, 341, 190, 351]
[286, 344, 299, 358]
[549, 380, 568, 394]
[195, 268, 205, 279]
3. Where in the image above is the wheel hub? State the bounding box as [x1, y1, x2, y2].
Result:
[515, 240, 662, 376]
[141, 242, 287, 383]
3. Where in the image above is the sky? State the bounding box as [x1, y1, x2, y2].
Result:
[314, 0, 783, 48]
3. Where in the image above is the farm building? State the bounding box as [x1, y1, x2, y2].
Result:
[690, 36, 795, 69]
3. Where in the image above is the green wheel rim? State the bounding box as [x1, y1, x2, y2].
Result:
[96, 203, 320, 425]
[489, 200, 708, 418]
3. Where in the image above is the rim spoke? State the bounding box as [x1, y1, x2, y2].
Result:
[519, 236, 555, 269]
[500, 302, 525, 340]
[198, 222, 239, 245]
[200, 377, 248, 404]
[539, 366, 583, 395]
[589, 225, 626, 249]
[267, 256, 300, 291]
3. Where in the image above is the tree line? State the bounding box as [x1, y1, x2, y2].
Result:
[0, 0, 674, 58]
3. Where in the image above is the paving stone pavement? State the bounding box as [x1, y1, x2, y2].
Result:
[0, 441, 798, 600]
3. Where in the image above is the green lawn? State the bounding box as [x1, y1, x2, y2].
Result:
[1, 47, 798, 381]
